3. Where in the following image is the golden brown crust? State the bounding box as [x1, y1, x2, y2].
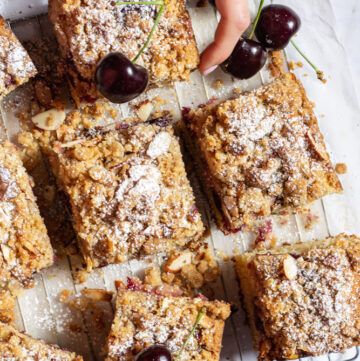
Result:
[0, 141, 53, 285]
[184, 73, 342, 232]
[0, 16, 37, 99]
[105, 289, 231, 361]
[234, 234, 360, 360]
[49, 0, 199, 103]
[0, 321, 83, 360]
[0, 290, 15, 324]
[38, 108, 204, 270]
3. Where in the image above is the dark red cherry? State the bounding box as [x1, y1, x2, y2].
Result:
[135, 345, 172, 361]
[255, 4, 301, 50]
[95, 52, 148, 104]
[221, 38, 266, 79]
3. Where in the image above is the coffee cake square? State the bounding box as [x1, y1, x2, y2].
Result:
[49, 0, 199, 104]
[183, 73, 342, 233]
[234, 234, 360, 360]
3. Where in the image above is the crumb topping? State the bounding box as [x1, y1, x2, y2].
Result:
[39, 110, 204, 269]
[0, 322, 83, 361]
[49, 0, 199, 100]
[0, 141, 53, 285]
[0, 16, 37, 99]
[185, 73, 342, 231]
[246, 236, 360, 359]
[105, 289, 230, 361]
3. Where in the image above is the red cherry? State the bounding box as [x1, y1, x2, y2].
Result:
[135, 345, 172, 361]
[95, 52, 148, 103]
[221, 38, 266, 79]
[255, 4, 301, 50]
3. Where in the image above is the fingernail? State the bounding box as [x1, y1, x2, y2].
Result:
[203, 65, 218, 76]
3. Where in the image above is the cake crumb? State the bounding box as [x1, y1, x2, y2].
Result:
[335, 163, 347, 174]
[59, 289, 71, 303]
[213, 79, 224, 89]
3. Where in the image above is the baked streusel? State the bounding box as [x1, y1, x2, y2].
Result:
[38, 108, 204, 270]
[0, 321, 83, 361]
[234, 234, 360, 360]
[49, 0, 199, 104]
[105, 283, 230, 361]
[0, 141, 53, 285]
[0, 16, 37, 100]
[183, 73, 342, 233]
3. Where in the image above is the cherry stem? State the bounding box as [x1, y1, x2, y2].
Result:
[132, 3, 165, 63]
[116, 1, 163, 5]
[174, 307, 205, 361]
[249, 0, 265, 40]
[290, 40, 325, 81]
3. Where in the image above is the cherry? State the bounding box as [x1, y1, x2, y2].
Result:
[135, 345, 172, 361]
[255, 4, 301, 50]
[221, 39, 266, 79]
[95, 52, 148, 104]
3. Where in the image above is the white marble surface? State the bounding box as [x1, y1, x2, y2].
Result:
[330, 0, 360, 103]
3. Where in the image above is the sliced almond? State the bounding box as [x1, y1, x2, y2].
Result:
[165, 251, 193, 273]
[81, 288, 113, 302]
[147, 131, 172, 159]
[306, 131, 329, 160]
[283, 255, 298, 280]
[1, 245, 14, 265]
[32, 109, 66, 131]
[137, 102, 153, 122]
[60, 139, 86, 148]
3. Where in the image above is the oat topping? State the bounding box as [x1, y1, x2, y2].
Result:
[184, 73, 342, 232]
[0, 321, 83, 361]
[235, 234, 360, 360]
[0, 16, 37, 99]
[39, 108, 204, 270]
[49, 0, 199, 102]
[105, 287, 230, 361]
[0, 141, 53, 285]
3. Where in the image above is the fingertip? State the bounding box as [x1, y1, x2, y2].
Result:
[202, 65, 218, 76]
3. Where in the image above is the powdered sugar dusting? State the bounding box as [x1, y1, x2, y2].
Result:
[252, 244, 360, 357]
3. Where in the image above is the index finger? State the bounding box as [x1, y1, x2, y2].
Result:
[199, 0, 250, 75]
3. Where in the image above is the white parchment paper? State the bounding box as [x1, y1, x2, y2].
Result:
[0, 1, 359, 361]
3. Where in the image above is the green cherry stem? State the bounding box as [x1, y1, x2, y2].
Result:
[116, 1, 164, 5]
[132, 3, 165, 63]
[249, 0, 265, 40]
[174, 308, 205, 361]
[116, 1, 166, 64]
[290, 40, 325, 81]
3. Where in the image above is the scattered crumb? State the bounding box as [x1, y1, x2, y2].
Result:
[81, 288, 113, 302]
[144, 245, 222, 297]
[289, 61, 303, 70]
[144, 267, 162, 286]
[335, 163, 347, 174]
[74, 269, 89, 284]
[268, 51, 285, 78]
[59, 289, 71, 303]
[233, 87, 242, 96]
[289, 61, 296, 70]
[213, 79, 224, 89]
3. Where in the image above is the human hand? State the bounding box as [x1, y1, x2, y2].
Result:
[198, 0, 250, 75]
